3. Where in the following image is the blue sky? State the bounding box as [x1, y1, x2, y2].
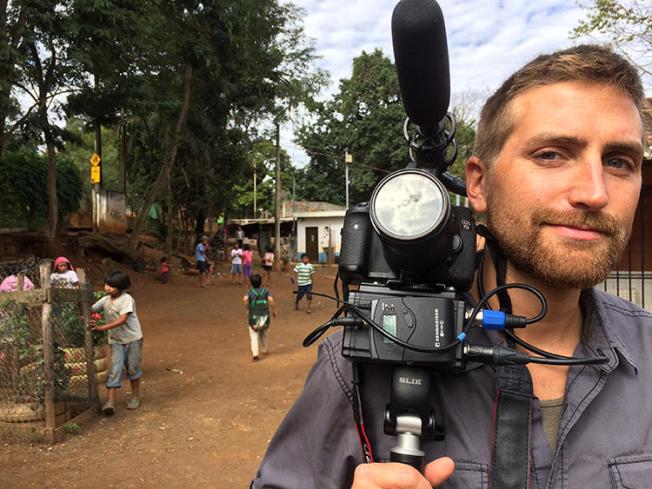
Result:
[281, 0, 645, 166]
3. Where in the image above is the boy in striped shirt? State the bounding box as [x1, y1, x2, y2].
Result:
[293, 254, 314, 313]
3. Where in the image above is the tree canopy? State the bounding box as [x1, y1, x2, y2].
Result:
[573, 0, 652, 79]
[296, 49, 476, 206]
[0, 0, 324, 242]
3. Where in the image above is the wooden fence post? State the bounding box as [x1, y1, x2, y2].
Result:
[39, 261, 55, 443]
[77, 269, 100, 411]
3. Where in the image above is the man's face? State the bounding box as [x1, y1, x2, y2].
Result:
[467, 81, 644, 289]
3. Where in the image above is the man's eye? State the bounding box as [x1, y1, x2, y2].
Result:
[536, 151, 560, 160]
[605, 157, 631, 170]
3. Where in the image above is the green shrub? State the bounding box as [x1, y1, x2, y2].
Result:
[0, 150, 82, 229]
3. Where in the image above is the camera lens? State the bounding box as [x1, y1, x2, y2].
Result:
[370, 170, 447, 241]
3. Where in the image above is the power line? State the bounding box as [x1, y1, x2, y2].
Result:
[281, 141, 392, 174]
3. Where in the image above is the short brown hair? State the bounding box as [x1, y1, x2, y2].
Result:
[473, 44, 646, 166]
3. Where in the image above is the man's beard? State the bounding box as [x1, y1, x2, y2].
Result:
[486, 204, 629, 289]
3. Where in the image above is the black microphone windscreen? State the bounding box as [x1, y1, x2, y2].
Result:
[392, 0, 450, 131]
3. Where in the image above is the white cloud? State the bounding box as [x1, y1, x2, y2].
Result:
[286, 0, 651, 166]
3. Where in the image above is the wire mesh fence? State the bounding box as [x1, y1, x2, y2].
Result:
[0, 259, 105, 443]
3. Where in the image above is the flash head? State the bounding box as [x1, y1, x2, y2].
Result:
[370, 169, 448, 241]
[367, 169, 457, 278]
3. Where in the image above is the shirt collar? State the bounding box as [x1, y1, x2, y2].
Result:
[580, 289, 638, 374]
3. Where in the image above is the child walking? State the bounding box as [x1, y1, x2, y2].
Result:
[293, 253, 315, 313]
[243, 274, 277, 361]
[231, 242, 243, 284]
[261, 246, 274, 287]
[91, 271, 144, 415]
[242, 244, 253, 281]
[160, 256, 170, 284]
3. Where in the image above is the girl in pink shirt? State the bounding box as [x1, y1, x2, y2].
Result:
[242, 244, 253, 280]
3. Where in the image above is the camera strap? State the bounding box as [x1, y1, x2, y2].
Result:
[351, 362, 374, 464]
[492, 365, 534, 489]
[478, 226, 534, 488]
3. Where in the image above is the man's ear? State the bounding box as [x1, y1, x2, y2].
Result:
[465, 156, 488, 213]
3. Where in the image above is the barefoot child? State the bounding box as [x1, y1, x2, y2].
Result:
[91, 271, 143, 415]
[160, 256, 170, 284]
[243, 274, 277, 361]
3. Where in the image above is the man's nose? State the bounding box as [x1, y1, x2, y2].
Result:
[568, 158, 609, 211]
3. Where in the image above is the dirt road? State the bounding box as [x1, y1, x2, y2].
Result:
[1, 264, 339, 488]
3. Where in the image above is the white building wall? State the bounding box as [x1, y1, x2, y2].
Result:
[296, 216, 344, 262]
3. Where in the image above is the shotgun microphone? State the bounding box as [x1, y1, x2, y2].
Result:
[391, 0, 450, 135]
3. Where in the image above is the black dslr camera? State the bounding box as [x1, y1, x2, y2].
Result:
[338, 171, 476, 367]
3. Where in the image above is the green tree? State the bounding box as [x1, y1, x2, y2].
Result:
[297, 49, 476, 206]
[0, 1, 28, 159]
[572, 0, 651, 78]
[233, 139, 294, 218]
[0, 150, 81, 229]
[13, 1, 80, 239]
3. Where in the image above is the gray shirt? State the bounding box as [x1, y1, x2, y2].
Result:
[252, 288, 652, 488]
[92, 293, 143, 345]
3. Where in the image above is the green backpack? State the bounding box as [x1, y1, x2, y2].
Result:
[248, 287, 270, 331]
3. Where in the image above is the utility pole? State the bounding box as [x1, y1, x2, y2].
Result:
[344, 149, 352, 209]
[273, 121, 281, 270]
[253, 168, 257, 217]
[92, 123, 102, 233]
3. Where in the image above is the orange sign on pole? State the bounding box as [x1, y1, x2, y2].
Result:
[90, 153, 101, 166]
[90, 166, 101, 183]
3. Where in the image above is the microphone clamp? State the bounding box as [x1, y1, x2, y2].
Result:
[403, 113, 457, 172]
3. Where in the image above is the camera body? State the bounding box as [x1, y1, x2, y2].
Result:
[339, 199, 476, 288]
[338, 169, 477, 367]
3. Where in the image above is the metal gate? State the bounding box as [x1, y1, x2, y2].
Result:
[601, 179, 652, 312]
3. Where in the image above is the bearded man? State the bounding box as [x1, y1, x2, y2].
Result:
[251, 44, 651, 489]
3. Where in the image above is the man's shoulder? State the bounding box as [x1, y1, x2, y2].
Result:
[590, 288, 652, 322]
[588, 288, 652, 366]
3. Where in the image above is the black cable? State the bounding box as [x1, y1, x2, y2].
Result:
[527, 356, 606, 366]
[302, 287, 607, 365]
[503, 330, 571, 361]
[463, 283, 547, 336]
[301, 290, 460, 353]
[475, 250, 607, 364]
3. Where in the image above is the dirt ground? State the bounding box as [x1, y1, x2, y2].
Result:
[0, 262, 339, 488]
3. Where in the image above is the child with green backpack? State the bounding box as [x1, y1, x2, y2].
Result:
[243, 273, 277, 361]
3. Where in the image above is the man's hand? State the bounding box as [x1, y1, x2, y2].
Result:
[351, 458, 454, 489]
[272, 309, 278, 318]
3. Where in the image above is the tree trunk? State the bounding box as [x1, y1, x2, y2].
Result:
[119, 122, 127, 193]
[92, 118, 102, 232]
[194, 208, 206, 242]
[45, 132, 57, 240]
[166, 168, 173, 253]
[128, 64, 193, 250]
[273, 121, 281, 271]
[0, 118, 5, 161]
